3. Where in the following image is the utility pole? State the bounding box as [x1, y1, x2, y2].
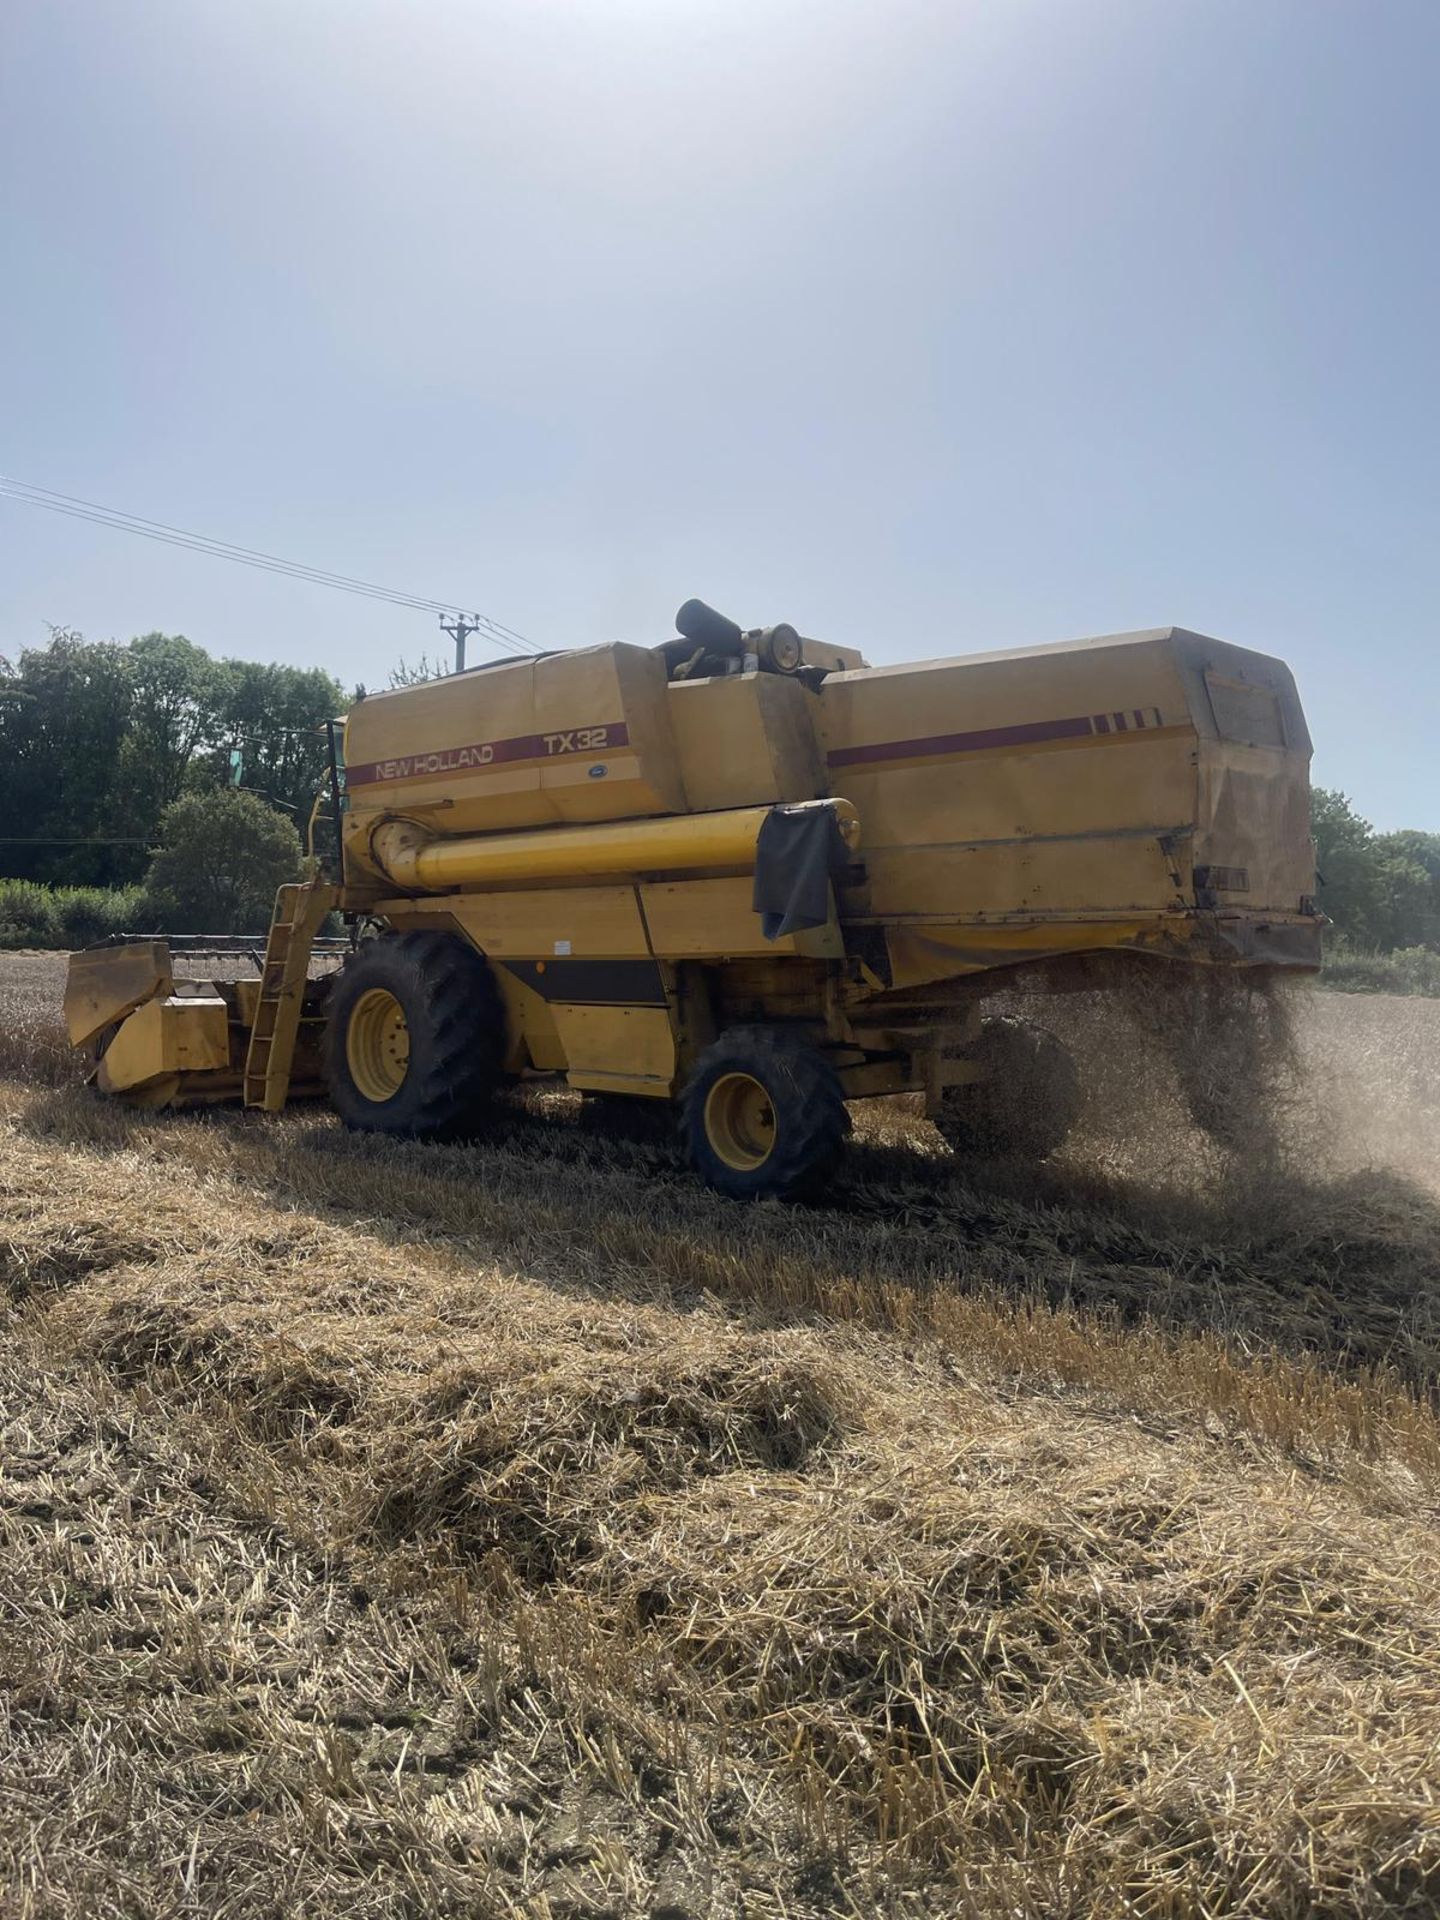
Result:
[438, 612, 484, 673]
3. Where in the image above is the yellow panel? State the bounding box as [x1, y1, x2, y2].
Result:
[64, 941, 172, 1048]
[1196, 746, 1314, 911]
[820, 630, 1185, 766]
[98, 995, 231, 1094]
[344, 658, 545, 858]
[641, 876, 798, 958]
[825, 635, 1196, 921]
[391, 867, 843, 975]
[881, 919, 1152, 991]
[490, 966, 566, 1072]
[839, 733, 1192, 855]
[553, 1004, 677, 1092]
[801, 637, 867, 672]
[542, 752, 644, 794]
[419, 885, 653, 959]
[858, 820, 1183, 922]
[341, 643, 685, 876]
[536, 643, 684, 823]
[668, 673, 825, 812]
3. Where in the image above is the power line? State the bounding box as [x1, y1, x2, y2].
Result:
[0, 474, 535, 651]
[0, 475, 537, 657]
[0, 477, 535, 656]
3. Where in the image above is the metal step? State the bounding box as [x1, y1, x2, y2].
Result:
[242, 881, 338, 1112]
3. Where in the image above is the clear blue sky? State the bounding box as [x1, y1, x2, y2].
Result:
[2, 0, 1436, 826]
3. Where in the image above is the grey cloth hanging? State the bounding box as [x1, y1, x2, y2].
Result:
[752, 803, 848, 940]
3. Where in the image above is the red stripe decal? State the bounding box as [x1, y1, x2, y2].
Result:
[827, 713, 1096, 768]
[828, 707, 1170, 770]
[348, 721, 630, 788]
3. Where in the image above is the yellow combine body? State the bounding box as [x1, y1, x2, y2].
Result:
[68, 602, 1320, 1197]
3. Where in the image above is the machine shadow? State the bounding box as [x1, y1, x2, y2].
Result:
[29, 1076, 1433, 1395]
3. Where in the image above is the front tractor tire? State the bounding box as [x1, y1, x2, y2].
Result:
[682, 1027, 849, 1201]
[935, 1015, 1080, 1164]
[325, 932, 504, 1140]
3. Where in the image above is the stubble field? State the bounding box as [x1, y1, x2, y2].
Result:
[2, 949, 1439, 1918]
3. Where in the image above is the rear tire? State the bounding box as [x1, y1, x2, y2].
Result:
[935, 1015, 1079, 1163]
[1153, 973, 1294, 1152]
[325, 932, 504, 1139]
[682, 1026, 849, 1200]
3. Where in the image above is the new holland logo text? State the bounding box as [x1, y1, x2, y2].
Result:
[376, 744, 498, 781]
[350, 722, 629, 788]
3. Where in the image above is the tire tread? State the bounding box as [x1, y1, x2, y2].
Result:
[681, 1025, 849, 1200]
[325, 932, 504, 1139]
[935, 1015, 1079, 1163]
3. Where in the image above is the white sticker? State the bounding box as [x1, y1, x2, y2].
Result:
[554, 939, 572, 956]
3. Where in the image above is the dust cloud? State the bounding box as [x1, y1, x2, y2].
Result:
[999, 970, 1440, 1203]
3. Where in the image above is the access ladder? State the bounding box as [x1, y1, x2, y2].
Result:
[243, 880, 338, 1111]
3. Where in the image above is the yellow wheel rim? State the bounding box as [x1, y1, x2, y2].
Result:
[346, 987, 410, 1102]
[704, 1071, 776, 1172]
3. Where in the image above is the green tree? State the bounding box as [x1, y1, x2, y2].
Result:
[143, 789, 302, 933]
[205, 659, 346, 823]
[1311, 789, 1437, 951]
[0, 628, 350, 887]
[1311, 789, 1383, 943]
[0, 630, 136, 885]
[1374, 829, 1440, 949]
[112, 633, 223, 857]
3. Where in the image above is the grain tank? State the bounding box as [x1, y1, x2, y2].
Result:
[67, 600, 1321, 1196]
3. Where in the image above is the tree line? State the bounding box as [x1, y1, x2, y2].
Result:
[1310, 789, 1440, 953]
[0, 628, 348, 888]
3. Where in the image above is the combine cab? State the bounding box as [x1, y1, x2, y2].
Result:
[71, 602, 1322, 1195]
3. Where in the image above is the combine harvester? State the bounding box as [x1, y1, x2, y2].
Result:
[65, 602, 1321, 1197]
